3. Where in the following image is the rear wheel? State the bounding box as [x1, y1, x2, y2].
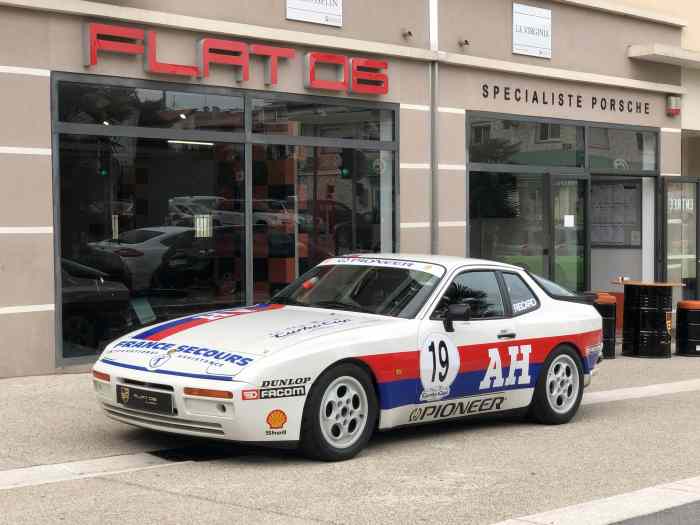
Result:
[531, 347, 583, 425]
[300, 363, 377, 461]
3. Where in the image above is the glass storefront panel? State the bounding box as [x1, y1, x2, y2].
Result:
[55, 77, 397, 360]
[552, 178, 586, 292]
[251, 98, 394, 140]
[252, 144, 390, 302]
[470, 172, 549, 276]
[58, 82, 245, 132]
[469, 118, 585, 167]
[667, 182, 697, 304]
[589, 127, 657, 172]
[59, 135, 246, 357]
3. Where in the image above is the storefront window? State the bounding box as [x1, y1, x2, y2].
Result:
[59, 135, 246, 358]
[468, 118, 585, 167]
[252, 99, 394, 141]
[55, 77, 397, 360]
[58, 82, 244, 132]
[251, 144, 391, 301]
[589, 127, 657, 172]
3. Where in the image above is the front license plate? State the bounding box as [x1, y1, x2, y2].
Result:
[116, 384, 173, 415]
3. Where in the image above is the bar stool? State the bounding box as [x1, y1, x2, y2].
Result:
[676, 300, 700, 357]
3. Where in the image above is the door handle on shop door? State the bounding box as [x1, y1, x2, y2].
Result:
[497, 331, 517, 339]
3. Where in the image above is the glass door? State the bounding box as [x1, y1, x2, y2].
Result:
[666, 179, 698, 304]
[551, 175, 588, 292]
[469, 171, 588, 292]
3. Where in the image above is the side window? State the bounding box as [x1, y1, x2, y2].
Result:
[432, 271, 505, 320]
[502, 273, 539, 315]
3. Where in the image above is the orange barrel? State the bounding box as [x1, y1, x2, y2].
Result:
[594, 293, 617, 359]
[676, 301, 700, 357]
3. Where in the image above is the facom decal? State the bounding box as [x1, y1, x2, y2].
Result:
[408, 395, 506, 422]
[266, 409, 288, 436]
[479, 345, 532, 390]
[419, 333, 460, 402]
[243, 378, 311, 401]
[269, 318, 352, 339]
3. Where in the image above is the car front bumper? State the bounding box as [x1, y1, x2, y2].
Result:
[92, 360, 306, 443]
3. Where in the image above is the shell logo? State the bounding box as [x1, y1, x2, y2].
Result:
[266, 409, 287, 430]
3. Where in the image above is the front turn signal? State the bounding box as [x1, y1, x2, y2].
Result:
[92, 370, 110, 382]
[184, 387, 233, 399]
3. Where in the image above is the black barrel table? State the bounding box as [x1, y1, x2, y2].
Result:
[676, 300, 700, 356]
[613, 281, 680, 359]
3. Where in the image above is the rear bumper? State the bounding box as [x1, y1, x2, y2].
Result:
[92, 360, 306, 442]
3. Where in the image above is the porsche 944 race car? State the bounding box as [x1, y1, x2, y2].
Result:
[92, 255, 603, 461]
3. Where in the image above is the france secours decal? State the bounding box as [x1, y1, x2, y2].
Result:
[100, 305, 280, 380]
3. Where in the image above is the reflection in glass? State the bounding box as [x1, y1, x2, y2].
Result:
[589, 128, 657, 172]
[252, 99, 394, 141]
[59, 135, 245, 357]
[552, 179, 586, 292]
[470, 172, 548, 277]
[667, 182, 697, 305]
[58, 82, 244, 132]
[469, 118, 584, 167]
[252, 144, 391, 302]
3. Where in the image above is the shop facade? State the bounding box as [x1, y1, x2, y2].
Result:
[0, 0, 687, 377]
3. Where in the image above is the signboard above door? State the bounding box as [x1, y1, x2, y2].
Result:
[513, 3, 552, 59]
[287, 0, 343, 27]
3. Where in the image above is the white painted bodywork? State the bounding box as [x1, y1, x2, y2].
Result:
[92, 254, 602, 444]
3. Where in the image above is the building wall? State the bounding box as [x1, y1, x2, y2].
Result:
[0, 0, 685, 377]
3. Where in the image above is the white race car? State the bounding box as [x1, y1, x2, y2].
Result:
[92, 255, 603, 461]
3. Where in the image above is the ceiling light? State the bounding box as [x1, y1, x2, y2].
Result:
[179, 113, 187, 120]
[167, 140, 214, 147]
[102, 121, 110, 126]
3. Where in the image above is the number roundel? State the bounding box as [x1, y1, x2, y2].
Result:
[419, 333, 461, 402]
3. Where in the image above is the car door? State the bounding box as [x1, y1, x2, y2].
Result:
[417, 269, 518, 411]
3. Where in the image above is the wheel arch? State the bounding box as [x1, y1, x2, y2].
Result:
[548, 341, 588, 374]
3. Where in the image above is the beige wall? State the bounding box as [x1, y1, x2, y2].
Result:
[439, 0, 681, 85]
[92, 0, 430, 49]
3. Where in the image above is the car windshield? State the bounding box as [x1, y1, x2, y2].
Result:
[272, 258, 446, 318]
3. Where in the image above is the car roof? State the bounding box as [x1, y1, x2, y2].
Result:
[334, 253, 523, 272]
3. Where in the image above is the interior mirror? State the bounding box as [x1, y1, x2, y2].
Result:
[443, 303, 471, 333]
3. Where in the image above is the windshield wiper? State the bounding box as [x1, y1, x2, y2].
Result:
[309, 300, 374, 314]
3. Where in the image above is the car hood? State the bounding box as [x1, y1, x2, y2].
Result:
[100, 304, 388, 380]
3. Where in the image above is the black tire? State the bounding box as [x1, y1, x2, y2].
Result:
[300, 362, 378, 461]
[531, 346, 584, 425]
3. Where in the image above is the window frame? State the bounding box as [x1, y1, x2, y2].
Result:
[429, 269, 509, 321]
[498, 271, 541, 317]
[51, 71, 400, 368]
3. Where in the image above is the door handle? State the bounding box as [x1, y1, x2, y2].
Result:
[498, 331, 517, 340]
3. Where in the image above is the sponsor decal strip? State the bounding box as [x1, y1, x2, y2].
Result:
[132, 304, 284, 341]
[360, 330, 601, 410]
[100, 358, 235, 381]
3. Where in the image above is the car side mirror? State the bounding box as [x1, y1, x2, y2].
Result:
[443, 303, 471, 333]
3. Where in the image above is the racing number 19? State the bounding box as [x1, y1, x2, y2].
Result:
[428, 340, 449, 382]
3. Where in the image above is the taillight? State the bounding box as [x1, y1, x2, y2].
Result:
[183, 387, 233, 399]
[92, 370, 110, 382]
[114, 248, 144, 257]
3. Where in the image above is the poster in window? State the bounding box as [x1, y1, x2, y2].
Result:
[591, 180, 641, 247]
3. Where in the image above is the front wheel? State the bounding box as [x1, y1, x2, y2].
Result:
[300, 363, 377, 461]
[531, 346, 583, 425]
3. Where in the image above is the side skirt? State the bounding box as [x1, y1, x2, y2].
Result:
[377, 388, 534, 430]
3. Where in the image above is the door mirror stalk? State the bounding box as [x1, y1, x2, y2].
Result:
[443, 304, 471, 332]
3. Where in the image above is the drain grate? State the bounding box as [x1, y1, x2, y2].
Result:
[148, 444, 235, 462]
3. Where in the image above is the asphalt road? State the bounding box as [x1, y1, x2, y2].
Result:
[2, 354, 700, 524]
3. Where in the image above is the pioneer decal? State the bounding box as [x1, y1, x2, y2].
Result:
[408, 395, 506, 422]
